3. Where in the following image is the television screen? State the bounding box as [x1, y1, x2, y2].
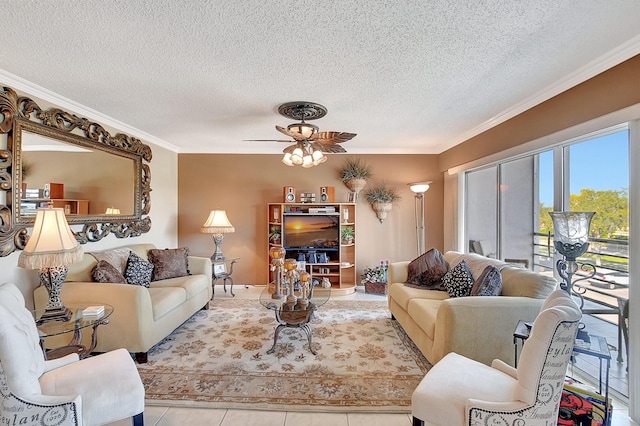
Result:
[283, 215, 340, 250]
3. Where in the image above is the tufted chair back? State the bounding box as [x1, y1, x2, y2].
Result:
[0, 283, 46, 396]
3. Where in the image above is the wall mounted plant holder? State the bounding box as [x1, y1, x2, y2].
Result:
[339, 158, 372, 198]
[364, 182, 400, 223]
[371, 201, 393, 223]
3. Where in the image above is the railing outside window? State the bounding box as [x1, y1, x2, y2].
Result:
[533, 232, 628, 323]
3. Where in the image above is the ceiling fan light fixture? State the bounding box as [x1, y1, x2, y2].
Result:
[312, 149, 326, 165]
[302, 155, 314, 168]
[250, 102, 355, 168]
[291, 147, 304, 164]
[287, 121, 318, 139]
[281, 153, 294, 166]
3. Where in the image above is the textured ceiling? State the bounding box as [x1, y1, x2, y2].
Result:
[2, 1, 640, 154]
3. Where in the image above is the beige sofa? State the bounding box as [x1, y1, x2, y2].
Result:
[34, 243, 212, 363]
[388, 251, 558, 366]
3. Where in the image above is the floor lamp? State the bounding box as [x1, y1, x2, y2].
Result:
[549, 211, 596, 309]
[409, 181, 431, 256]
[201, 210, 235, 262]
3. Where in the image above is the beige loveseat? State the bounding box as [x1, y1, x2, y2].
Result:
[34, 243, 212, 363]
[388, 251, 558, 366]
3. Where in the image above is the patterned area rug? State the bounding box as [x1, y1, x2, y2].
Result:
[137, 298, 431, 412]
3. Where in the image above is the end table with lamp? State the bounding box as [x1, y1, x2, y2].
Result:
[201, 209, 237, 296]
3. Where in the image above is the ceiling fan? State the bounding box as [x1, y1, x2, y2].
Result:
[246, 101, 357, 167]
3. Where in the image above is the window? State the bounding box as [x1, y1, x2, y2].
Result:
[464, 126, 630, 397]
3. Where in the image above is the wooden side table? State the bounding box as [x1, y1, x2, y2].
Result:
[36, 304, 113, 360]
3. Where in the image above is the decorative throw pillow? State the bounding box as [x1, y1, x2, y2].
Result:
[406, 248, 449, 288]
[441, 260, 474, 298]
[147, 247, 191, 281]
[471, 265, 503, 296]
[91, 260, 126, 283]
[90, 248, 131, 274]
[124, 252, 154, 287]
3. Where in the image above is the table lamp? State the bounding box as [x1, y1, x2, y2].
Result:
[18, 208, 83, 323]
[201, 210, 235, 261]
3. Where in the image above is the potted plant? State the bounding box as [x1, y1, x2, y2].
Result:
[364, 182, 400, 223]
[341, 226, 355, 245]
[339, 158, 372, 195]
[361, 265, 388, 295]
[269, 226, 281, 244]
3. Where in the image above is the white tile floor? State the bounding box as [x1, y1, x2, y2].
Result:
[111, 285, 638, 426]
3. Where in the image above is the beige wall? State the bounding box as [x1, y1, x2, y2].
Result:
[439, 54, 640, 172]
[177, 154, 442, 285]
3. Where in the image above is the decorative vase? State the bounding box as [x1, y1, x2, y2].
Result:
[371, 201, 392, 223]
[345, 178, 367, 194]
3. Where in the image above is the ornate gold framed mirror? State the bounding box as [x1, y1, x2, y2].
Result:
[0, 86, 152, 256]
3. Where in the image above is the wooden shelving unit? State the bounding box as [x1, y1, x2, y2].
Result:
[20, 198, 89, 216]
[268, 202, 356, 296]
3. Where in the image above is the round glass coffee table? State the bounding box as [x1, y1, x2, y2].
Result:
[259, 285, 330, 355]
[35, 304, 114, 360]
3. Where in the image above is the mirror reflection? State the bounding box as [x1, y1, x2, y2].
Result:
[20, 132, 135, 217]
[0, 85, 152, 257]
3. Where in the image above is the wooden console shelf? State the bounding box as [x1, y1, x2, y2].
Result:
[21, 198, 89, 216]
[268, 202, 356, 296]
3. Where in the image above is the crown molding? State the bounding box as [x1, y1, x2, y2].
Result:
[0, 69, 180, 153]
[441, 34, 640, 153]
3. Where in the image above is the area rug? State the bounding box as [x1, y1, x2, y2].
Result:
[137, 298, 431, 412]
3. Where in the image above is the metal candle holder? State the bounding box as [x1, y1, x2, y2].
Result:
[298, 271, 311, 306]
[283, 258, 299, 304]
[269, 246, 287, 299]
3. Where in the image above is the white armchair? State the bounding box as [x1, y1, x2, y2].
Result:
[0, 282, 145, 426]
[412, 289, 581, 426]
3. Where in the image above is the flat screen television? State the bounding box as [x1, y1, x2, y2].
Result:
[283, 214, 340, 250]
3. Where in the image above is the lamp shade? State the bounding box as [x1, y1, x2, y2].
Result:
[409, 181, 432, 193]
[18, 208, 83, 270]
[105, 207, 121, 215]
[201, 210, 235, 234]
[549, 211, 595, 259]
[282, 152, 294, 166]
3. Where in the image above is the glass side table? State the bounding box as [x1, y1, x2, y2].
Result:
[35, 303, 114, 360]
[259, 285, 330, 355]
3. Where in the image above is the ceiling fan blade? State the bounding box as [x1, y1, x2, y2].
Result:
[282, 143, 298, 154]
[311, 131, 357, 145]
[243, 139, 294, 142]
[312, 142, 347, 153]
[276, 125, 306, 141]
